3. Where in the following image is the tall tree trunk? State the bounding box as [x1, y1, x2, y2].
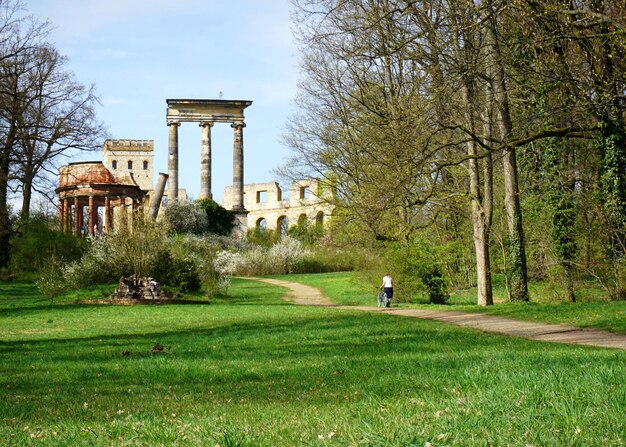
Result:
[462, 81, 494, 306]
[484, 3, 529, 301]
[20, 166, 33, 220]
[0, 149, 12, 269]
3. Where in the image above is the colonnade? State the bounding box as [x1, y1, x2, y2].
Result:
[165, 99, 251, 212]
[58, 195, 141, 237]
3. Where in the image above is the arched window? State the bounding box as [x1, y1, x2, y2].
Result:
[298, 214, 308, 226]
[277, 216, 289, 235]
[143, 160, 149, 170]
[112, 160, 117, 170]
[256, 218, 267, 230]
[128, 160, 133, 170]
[316, 211, 324, 227]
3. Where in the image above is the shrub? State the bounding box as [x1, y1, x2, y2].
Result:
[148, 248, 201, 293]
[419, 264, 449, 304]
[197, 198, 236, 236]
[287, 219, 324, 245]
[10, 217, 86, 275]
[107, 214, 169, 278]
[36, 257, 69, 301]
[165, 201, 209, 235]
[268, 236, 312, 274]
[169, 257, 202, 292]
[61, 238, 120, 289]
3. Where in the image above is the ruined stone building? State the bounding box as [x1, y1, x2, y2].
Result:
[57, 139, 333, 237]
[56, 139, 182, 236]
[57, 98, 332, 237]
[222, 178, 334, 233]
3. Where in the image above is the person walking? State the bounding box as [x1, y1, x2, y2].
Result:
[380, 272, 393, 307]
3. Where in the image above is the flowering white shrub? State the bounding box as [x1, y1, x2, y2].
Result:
[213, 250, 243, 276]
[213, 236, 311, 275]
[62, 238, 119, 288]
[268, 236, 311, 274]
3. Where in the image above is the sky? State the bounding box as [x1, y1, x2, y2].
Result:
[25, 0, 301, 204]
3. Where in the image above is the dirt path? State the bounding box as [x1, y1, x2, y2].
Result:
[246, 277, 334, 306]
[245, 277, 626, 350]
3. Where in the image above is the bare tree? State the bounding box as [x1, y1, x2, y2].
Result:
[0, 0, 49, 268]
[0, 0, 104, 268]
[14, 44, 105, 220]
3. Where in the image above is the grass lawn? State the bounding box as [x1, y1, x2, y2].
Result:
[277, 272, 626, 334]
[1, 279, 625, 446]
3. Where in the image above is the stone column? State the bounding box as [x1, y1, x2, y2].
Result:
[63, 199, 71, 233]
[88, 195, 95, 236]
[149, 173, 169, 219]
[199, 122, 213, 199]
[231, 121, 246, 210]
[167, 121, 180, 202]
[58, 199, 65, 233]
[104, 197, 111, 233]
[74, 197, 82, 236]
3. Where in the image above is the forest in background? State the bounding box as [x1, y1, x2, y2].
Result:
[281, 0, 626, 304]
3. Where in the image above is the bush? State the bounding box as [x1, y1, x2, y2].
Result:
[419, 264, 449, 304]
[149, 249, 202, 293]
[10, 217, 86, 275]
[214, 236, 312, 276]
[165, 201, 209, 235]
[197, 198, 236, 236]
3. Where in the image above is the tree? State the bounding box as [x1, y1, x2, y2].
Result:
[14, 44, 104, 220]
[286, 0, 626, 303]
[0, 0, 104, 268]
[0, 0, 48, 268]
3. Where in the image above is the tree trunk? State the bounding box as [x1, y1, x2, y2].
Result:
[20, 169, 33, 220]
[462, 81, 494, 306]
[471, 154, 494, 307]
[484, 3, 529, 301]
[0, 150, 12, 269]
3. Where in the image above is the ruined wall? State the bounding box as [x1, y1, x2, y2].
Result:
[102, 139, 154, 191]
[222, 179, 334, 232]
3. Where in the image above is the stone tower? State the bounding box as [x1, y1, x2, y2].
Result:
[102, 139, 154, 191]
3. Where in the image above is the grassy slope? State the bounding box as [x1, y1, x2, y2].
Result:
[277, 272, 626, 334]
[1, 279, 625, 446]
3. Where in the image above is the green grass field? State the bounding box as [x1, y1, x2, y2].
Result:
[1, 278, 625, 446]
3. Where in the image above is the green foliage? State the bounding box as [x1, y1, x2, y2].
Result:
[246, 227, 279, 247]
[597, 119, 626, 258]
[165, 199, 236, 237]
[287, 217, 324, 245]
[9, 216, 86, 274]
[380, 239, 450, 304]
[106, 214, 169, 278]
[35, 256, 69, 302]
[149, 248, 201, 293]
[419, 264, 449, 304]
[197, 198, 236, 236]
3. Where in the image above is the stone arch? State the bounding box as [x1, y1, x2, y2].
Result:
[297, 213, 308, 226]
[277, 215, 289, 234]
[256, 217, 267, 230]
[315, 211, 324, 227]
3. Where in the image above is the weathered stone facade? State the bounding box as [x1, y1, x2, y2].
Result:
[222, 179, 334, 233]
[102, 139, 154, 191]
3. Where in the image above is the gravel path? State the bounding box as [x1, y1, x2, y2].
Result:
[245, 277, 626, 350]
